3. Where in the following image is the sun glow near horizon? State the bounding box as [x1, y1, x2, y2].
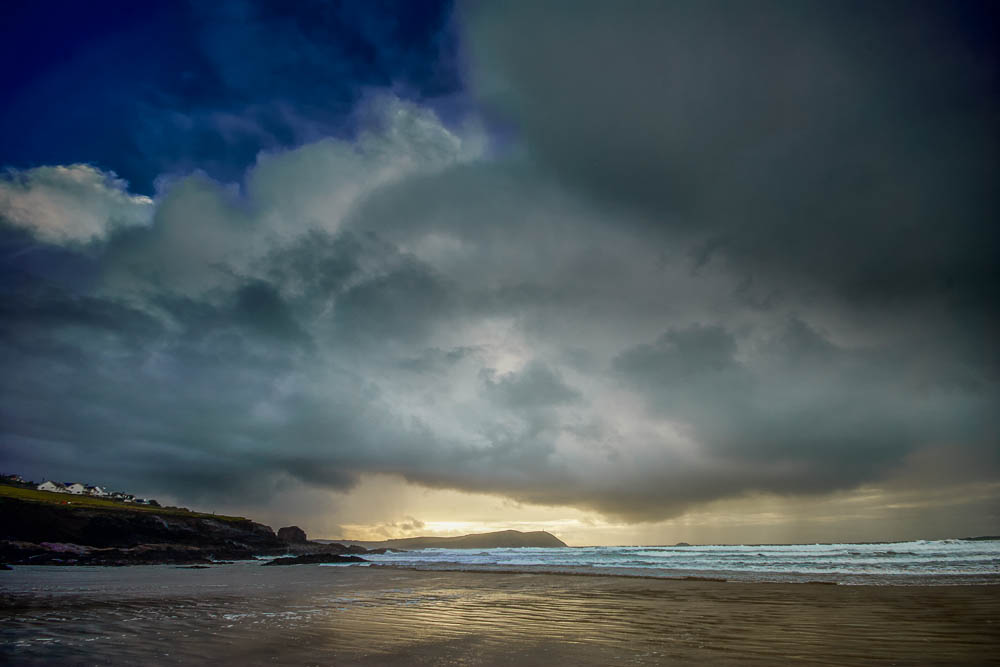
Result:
[226, 473, 1000, 548]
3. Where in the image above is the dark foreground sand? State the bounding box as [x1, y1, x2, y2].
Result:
[2, 564, 998, 665]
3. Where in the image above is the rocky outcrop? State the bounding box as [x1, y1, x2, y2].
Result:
[0, 540, 218, 566]
[0, 496, 285, 564]
[313, 542, 371, 555]
[262, 553, 368, 566]
[277, 526, 308, 543]
[0, 497, 406, 566]
[275, 539, 396, 556]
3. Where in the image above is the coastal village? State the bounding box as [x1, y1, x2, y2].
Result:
[1, 473, 160, 506]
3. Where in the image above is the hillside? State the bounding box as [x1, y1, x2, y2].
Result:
[0, 487, 287, 564]
[0, 484, 247, 521]
[329, 529, 567, 550]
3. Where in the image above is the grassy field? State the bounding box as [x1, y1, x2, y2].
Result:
[0, 483, 248, 522]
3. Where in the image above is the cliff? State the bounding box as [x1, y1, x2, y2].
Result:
[0, 496, 282, 549]
[0, 493, 286, 564]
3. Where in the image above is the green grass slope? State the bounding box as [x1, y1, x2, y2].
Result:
[0, 483, 247, 522]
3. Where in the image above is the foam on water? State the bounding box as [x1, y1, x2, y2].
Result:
[362, 538, 1000, 584]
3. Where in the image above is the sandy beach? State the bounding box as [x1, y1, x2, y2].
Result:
[2, 565, 997, 665]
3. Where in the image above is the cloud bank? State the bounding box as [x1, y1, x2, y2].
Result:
[1, 3, 997, 530]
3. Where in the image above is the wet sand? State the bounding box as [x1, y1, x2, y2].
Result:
[2, 564, 998, 665]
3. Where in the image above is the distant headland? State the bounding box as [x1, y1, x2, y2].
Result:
[326, 529, 568, 550]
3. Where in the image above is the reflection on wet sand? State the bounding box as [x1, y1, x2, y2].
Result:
[2, 564, 998, 665]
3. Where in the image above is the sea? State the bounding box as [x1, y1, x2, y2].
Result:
[356, 538, 1000, 585]
[3, 541, 998, 663]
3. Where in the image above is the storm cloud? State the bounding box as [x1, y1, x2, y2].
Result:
[1, 1, 997, 528]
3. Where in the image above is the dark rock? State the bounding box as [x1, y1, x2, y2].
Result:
[344, 544, 370, 554]
[277, 526, 308, 543]
[0, 497, 285, 559]
[279, 541, 372, 556]
[674, 542, 692, 547]
[178, 565, 211, 569]
[0, 540, 219, 566]
[1, 540, 52, 563]
[262, 553, 368, 566]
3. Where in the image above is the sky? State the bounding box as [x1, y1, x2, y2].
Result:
[1, 0, 997, 545]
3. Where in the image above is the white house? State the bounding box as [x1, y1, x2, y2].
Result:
[37, 481, 67, 493]
[85, 485, 108, 497]
[65, 483, 87, 495]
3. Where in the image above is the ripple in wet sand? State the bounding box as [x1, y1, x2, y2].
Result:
[2, 565, 998, 665]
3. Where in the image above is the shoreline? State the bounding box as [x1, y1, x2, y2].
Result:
[6, 559, 998, 587]
[361, 562, 1000, 586]
[4, 565, 998, 665]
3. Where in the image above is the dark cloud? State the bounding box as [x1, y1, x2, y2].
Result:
[333, 256, 457, 344]
[397, 346, 480, 374]
[0, 3, 997, 532]
[464, 0, 1000, 353]
[481, 361, 581, 410]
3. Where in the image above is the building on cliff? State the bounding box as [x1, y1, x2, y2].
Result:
[32, 479, 149, 504]
[37, 481, 67, 493]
